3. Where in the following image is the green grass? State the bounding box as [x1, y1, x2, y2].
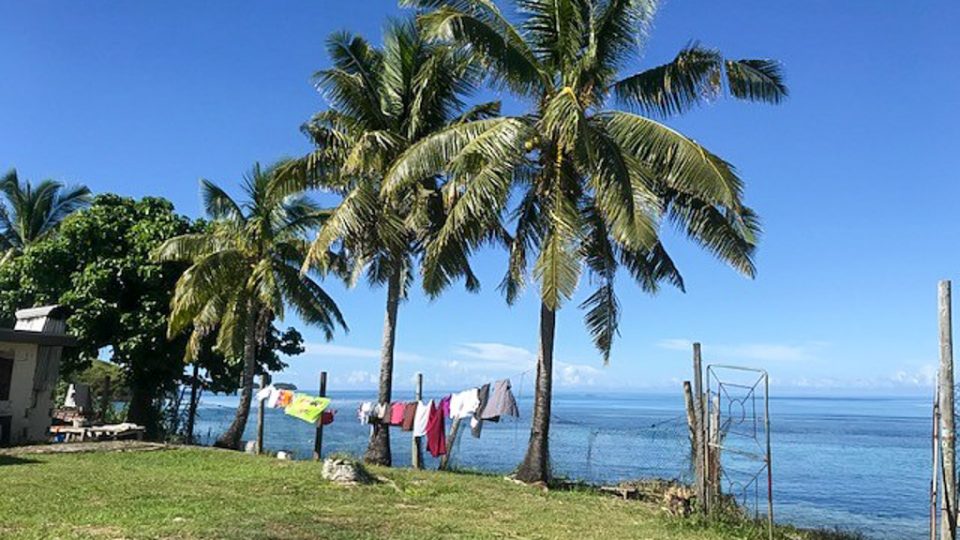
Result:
[0, 447, 857, 539]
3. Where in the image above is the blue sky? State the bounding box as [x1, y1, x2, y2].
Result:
[2, 1, 959, 395]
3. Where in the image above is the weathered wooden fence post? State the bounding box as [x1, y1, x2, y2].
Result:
[933, 388, 942, 540]
[683, 380, 702, 494]
[692, 342, 707, 513]
[255, 373, 269, 455]
[439, 417, 461, 471]
[412, 372, 423, 469]
[313, 371, 327, 461]
[940, 280, 956, 540]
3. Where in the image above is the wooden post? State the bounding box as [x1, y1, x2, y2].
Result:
[934, 388, 942, 540]
[412, 372, 423, 469]
[692, 342, 707, 512]
[683, 381, 701, 483]
[941, 280, 956, 540]
[185, 363, 200, 443]
[99, 376, 111, 422]
[439, 417, 461, 471]
[313, 371, 327, 461]
[255, 373, 269, 455]
[708, 394, 722, 505]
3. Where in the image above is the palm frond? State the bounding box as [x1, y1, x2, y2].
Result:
[725, 58, 788, 104]
[201, 179, 245, 223]
[599, 111, 744, 208]
[613, 44, 723, 117]
[666, 191, 759, 278]
[409, 1, 549, 94]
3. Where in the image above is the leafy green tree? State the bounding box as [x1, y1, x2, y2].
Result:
[0, 168, 91, 264]
[284, 20, 498, 465]
[155, 162, 346, 450]
[391, 0, 787, 482]
[0, 194, 195, 435]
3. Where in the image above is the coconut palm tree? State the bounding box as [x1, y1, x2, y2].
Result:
[154, 162, 346, 450]
[0, 169, 91, 263]
[387, 0, 787, 483]
[278, 20, 499, 466]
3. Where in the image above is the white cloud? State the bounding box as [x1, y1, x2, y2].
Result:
[448, 342, 537, 373]
[302, 343, 423, 362]
[455, 342, 535, 363]
[345, 370, 378, 385]
[656, 338, 821, 362]
[557, 362, 602, 387]
[447, 342, 606, 388]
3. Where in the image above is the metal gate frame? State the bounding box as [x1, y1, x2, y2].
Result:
[705, 364, 773, 537]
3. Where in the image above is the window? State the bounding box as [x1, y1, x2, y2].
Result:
[0, 355, 13, 401]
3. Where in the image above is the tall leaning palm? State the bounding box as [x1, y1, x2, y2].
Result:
[0, 169, 91, 263]
[154, 162, 346, 450]
[283, 20, 498, 466]
[389, 0, 787, 483]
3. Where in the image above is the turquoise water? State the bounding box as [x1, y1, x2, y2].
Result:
[194, 392, 930, 539]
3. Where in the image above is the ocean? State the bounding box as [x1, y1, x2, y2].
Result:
[193, 391, 931, 540]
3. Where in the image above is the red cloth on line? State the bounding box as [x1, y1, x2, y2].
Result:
[390, 402, 406, 425]
[426, 401, 447, 457]
[401, 402, 417, 431]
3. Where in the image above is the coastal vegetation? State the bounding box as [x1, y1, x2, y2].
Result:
[287, 21, 498, 466]
[154, 163, 346, 449]
[388, 0, 786, 483]
[0, 168, 91, 264]
[0, 0, 793, 530]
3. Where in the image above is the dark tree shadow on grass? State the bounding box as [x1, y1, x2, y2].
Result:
[0, 455, 40, 466]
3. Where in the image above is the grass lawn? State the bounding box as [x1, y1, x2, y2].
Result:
[0, 446, 850, 539]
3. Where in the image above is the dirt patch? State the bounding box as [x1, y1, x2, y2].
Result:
[0, 440, 170, 456]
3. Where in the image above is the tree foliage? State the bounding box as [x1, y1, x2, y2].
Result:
[0, 168, 91, 263]
[155, 162, 346, 448]
[0, 194, 195, 433]
[395, 0, 786, 362]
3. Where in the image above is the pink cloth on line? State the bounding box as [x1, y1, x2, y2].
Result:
[439, 395, 451, 419]
[390, 402, 406, 425]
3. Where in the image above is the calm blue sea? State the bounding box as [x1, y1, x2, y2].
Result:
[193, 391, 931, 540]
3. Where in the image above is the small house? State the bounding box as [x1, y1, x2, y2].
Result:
[0, 306, 77, 446]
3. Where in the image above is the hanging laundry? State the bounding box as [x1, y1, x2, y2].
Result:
[449, 388, 480, 419]
[255, 384, 275, 403]
[401, 402, 418, 431]
[375, 403, 389, 424]
[390, 402, 406, 425]
[413, 400, 431, 437]
[284, 394, 331, 424]
[481, 379, 520, 420]
[358, 401, 375, 425]
[471, 383, 491, 438]
[275, 389, 295, 409]
[426, 401, 446, 458]
[439, 394, 451, 419]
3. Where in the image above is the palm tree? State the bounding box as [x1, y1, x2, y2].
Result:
[0, 169, 91, 263]
[154, 162, 346, 450]
[280, 20, 498, 466]
[388, 0, 787, 483]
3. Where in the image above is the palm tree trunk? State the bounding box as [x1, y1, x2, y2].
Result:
[364, 267, 401, 466]
[516, 301, 556, 484]
[185, 362, 200, 444]
[214, 315, 258, 450]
